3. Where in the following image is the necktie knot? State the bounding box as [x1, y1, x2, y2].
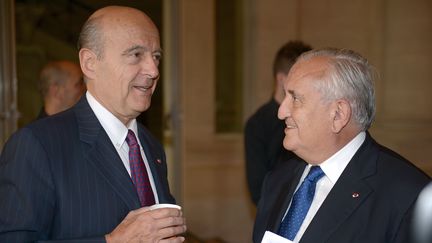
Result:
[126, 129, 138, 147]
[305, 166, 324, 183]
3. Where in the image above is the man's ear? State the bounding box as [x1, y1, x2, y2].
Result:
[79, 48, 97, 80]
[331, 99, 351, 133]
[276, 72, 288, 86]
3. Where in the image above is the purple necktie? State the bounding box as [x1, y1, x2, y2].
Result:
[125, 129, 156, 207]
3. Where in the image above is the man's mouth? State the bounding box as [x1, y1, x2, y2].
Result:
[133, 84, 153, 92]
[285, 119, 297, 129]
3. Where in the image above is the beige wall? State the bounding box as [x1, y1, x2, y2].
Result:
[178, 1, 254, 242]
[176, 0, 432, 242]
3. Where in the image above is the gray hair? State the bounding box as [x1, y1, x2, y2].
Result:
[298, 48, 376, 131]
[77, 15, 104, 59]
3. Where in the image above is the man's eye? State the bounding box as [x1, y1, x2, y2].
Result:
[153, 53, 162, 61]
[133, 52, 142, 58]
[291, 95, 303, 104]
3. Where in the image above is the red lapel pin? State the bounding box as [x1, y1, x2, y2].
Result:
[156, 159, 162, 164]
[352, 192, 360, 198]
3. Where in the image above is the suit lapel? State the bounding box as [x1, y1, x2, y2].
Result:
[269, 160, 307, 233]
[300, 134, 378, 243]
[75, 97, 141, 210]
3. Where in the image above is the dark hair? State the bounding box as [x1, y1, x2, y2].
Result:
[272, 40, 312, 78]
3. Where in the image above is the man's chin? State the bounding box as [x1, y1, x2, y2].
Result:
[133, 101, 151, 112]
[282, 139, 296, 151]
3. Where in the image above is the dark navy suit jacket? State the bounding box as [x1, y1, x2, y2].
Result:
[253, 133, 430, 243]
[0, 96, 175, 242]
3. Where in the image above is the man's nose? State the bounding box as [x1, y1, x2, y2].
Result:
[141, 54, 159, 80]
[278, 98, 291, 120]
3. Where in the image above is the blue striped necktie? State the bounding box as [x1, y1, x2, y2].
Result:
[278, 166, 325, 240]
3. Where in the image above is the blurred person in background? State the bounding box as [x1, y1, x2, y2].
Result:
[37, 60, 85, 118]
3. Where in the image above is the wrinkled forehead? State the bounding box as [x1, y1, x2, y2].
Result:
[287, 56, 331, 85]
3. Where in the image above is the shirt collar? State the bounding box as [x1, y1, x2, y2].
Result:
[318, 131, 366, 184]
[86, 91, 138, 149]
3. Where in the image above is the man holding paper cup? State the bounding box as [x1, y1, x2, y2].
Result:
[0, 5, 186, 243]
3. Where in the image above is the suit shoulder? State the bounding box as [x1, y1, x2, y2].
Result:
[26, 109, 79, 139]
[30, 109, 77, 128]
[377, 143, 429, 180]
[371, 143, 431, 199]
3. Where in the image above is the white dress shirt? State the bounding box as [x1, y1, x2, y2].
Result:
[86, 91, 159, 203]
[284, 132, 366, 242]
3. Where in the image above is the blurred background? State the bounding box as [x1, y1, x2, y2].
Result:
[1, 0, 431, 242]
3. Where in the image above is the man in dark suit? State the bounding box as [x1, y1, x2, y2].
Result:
[253, 48, 430, 243]
[0, 6, 186, 243]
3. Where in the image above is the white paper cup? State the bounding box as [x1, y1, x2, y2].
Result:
[148, 203, 182, 211]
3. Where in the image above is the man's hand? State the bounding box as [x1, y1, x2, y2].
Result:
[105, 207, 186, 243]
